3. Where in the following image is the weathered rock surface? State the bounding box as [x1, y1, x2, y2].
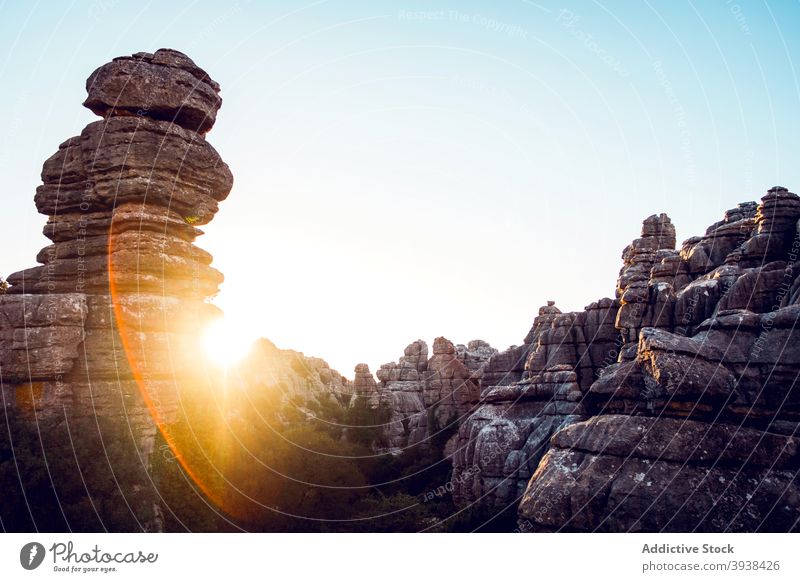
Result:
[353, 362, 379, 394]
[456, 340, 498, 381]
[359, 337, 492, 453]
[517, 187, 800, 532]
[0, 49, 231, 531]
[371, 340, 429, 451]
[84, 49, 222, 134]
[7, 113, 231, 297]
[452, 297, 619, 510]
[425, 337, 482, 427]
[0, 294, 86, 381]
[480, 302, 562, 388]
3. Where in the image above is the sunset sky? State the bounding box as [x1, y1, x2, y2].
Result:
[2, 0, 800, 375]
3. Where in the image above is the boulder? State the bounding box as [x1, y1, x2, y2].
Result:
[84, 49, 222, 133]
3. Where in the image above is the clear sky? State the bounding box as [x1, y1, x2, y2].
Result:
[1, 0, 799, 377]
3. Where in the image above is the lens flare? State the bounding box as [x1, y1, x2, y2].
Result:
[202, 318, 255, 367]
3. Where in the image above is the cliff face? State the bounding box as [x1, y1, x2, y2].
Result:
[0, 49, 232, 530]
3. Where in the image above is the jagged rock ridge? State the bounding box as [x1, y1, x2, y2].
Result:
[353, 337, 496, 453]
[3, 49, 798, 534]
[449, 187, 800, 532]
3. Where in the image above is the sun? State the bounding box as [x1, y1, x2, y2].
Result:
[201, 318, 255, 367]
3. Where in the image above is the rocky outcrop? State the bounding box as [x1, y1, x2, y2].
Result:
[451, 187, 800, 530]
[615, 213, 677, 342]
[524, 297, 620, 391]
[0, 294, 86, 384]
[452, 298, 619, 510]
[425, 337, 482, 427]
[0, 49, 231, 531]
[519, 414, 800, 532]
[455, 340, 498, 381]
[372, 341, 429, 451]
[518, 187, 800, 532]
[480, 322, 542, 390]
[479, 301, 571, 390]
[451, 368, 585, 511]
[83, 50, 222, 134]
[353, 363, 379, 395]
[358, 337, 491, 453]
[237, 338, 353, 406]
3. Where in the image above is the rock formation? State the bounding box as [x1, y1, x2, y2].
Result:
[371, 341, 430, 451]
[452, 298, 619, 509]
[0, 49, 231, 531]
[425, 337, 482, 428]
[455, 340, 498, 382]
[516, 187, 800, 532]
[237, 338, 353, 407]
[477, 301, 571, 390]
[355, 337, 492, 453]
[353, 363, 379, 395]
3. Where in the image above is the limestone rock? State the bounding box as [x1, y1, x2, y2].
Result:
[234, 339, 353, 408]
[358, 337, 488, 454]
[455, 339, 498, 380]
[518, 188, 800, 532]
[84, 49, 222, 134]
[518, 415, 800, 532]
[0, 294, 86, 381]
[425, 337, 480, 425]
[451, 297, 620, 510]
[0, 49, 231, 532]
[481, 301, 562, 388]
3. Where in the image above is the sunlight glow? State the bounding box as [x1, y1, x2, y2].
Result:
[202, 318, 255, 367]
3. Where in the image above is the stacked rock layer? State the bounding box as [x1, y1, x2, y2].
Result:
[511, 188, 800, 531]
[452, 298, 620, 509]
[0, 49, 232, 531]
[354, 337, 494, 453]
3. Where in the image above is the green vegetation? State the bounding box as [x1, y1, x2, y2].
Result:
[1, 381, 506, 532]
[0, 411, 158, 532]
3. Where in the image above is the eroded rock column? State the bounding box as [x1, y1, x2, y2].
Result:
[0, 49, 232, 531]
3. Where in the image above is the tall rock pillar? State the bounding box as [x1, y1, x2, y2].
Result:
[0, 49, 232, 531]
